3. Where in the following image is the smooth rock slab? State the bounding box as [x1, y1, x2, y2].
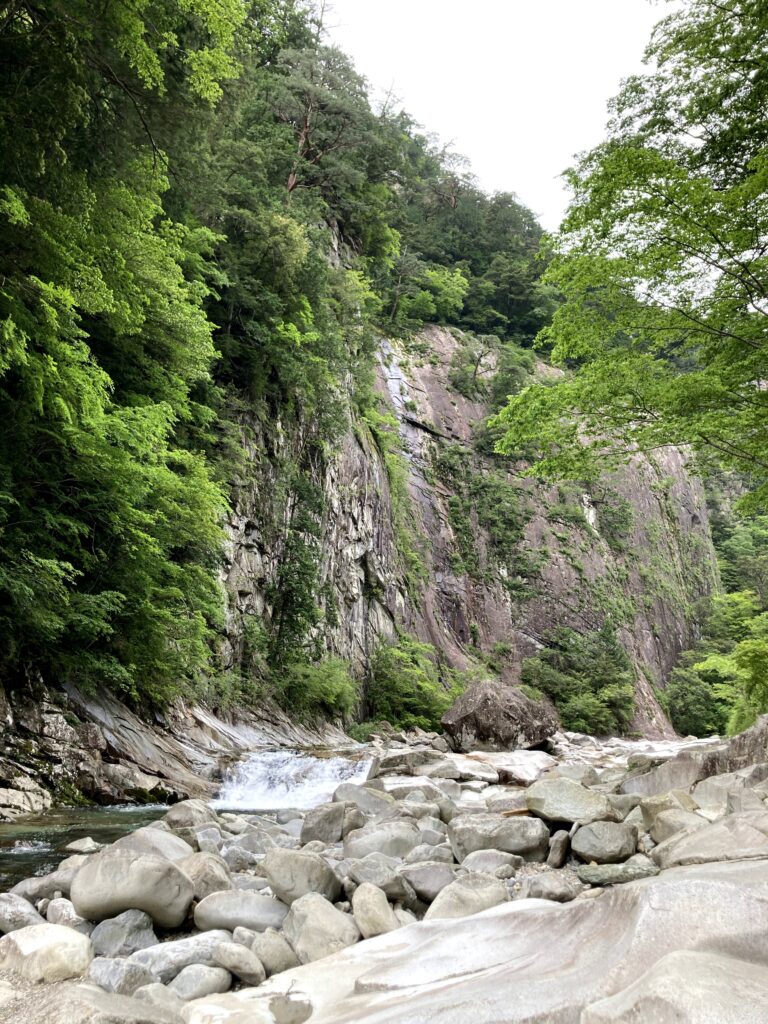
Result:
[581, 949, 768, 1023]
[449, 812, 549, 862]
[164, 799, 219, 829]
[181, 990, 311, 1024]
[0, 923, 93, 983]
[650, 808, 708, 845]
[246, 860, 768, 1023]
[282, 892, 360, 964]
[1, 983, 182, 1023]
[194, 890, 289, 933]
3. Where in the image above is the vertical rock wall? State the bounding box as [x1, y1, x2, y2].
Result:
[224, 326, 719, 737]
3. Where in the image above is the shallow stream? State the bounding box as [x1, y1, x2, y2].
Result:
[0, 747, 370, 889]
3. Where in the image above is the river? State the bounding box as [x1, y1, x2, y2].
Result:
[0, 747, 372, 888]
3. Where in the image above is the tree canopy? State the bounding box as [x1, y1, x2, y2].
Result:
[493, 0, 768, 508]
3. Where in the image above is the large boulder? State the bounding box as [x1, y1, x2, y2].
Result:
[129, 930, 232, 983]
[250, 928, 300, 977]
[300, 803, 346, 845]
[571, 822, 637, 864]
[448, 812, 550, 862]
[70, 848, 194, 928]
[194, 890, 289, 933]
[526, 778, 614, 825]
[111, 826, 193, 862]
[262, 849, 342, 905]
[424, 873, 508, 920]
[651, 813, 768, 870]
[90, 909, 157, 958]
[343, 821, 422, 860]
[0, 923, 93, 983]
[164, 799, 219, 829]
[282, 892, 360, 964]
[176, 851, 232, 901]
[87, 955, 157, 996]
[441, 680, 558, 752]
[576, 854, 659, 887]
[351, 883, 400, 938]
[0, 892, 45, 933]
[397, 861, 456, 902]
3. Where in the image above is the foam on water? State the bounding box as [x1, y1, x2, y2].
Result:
[8, 839, 52, 855]
[213, 749, 371, 811]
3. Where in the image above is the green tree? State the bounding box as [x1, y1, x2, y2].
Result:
[493, 0, 768, 505]
[521, 624, 636, 735]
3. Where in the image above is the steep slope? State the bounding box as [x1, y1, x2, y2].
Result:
[224, 326, 719, 738]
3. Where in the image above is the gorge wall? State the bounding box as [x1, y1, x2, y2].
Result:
[0, 326, 719, 818]
[223, 325, 719, 739]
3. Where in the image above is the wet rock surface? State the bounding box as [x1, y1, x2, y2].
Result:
[1, 721, 768, 1021]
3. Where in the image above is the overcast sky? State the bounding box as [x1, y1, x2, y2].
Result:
[327, 0, 669, 230]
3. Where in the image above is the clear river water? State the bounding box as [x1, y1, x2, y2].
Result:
[0, 748, 371, 889]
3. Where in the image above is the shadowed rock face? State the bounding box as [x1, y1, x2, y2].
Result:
[441, 679, 558, 752]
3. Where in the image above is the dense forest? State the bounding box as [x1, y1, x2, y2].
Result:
[0, 0, 548, 717]
[1, 0, 767, 739]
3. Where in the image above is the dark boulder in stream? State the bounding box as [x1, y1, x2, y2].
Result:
[441, 680, 559, 752]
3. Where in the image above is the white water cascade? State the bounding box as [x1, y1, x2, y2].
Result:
[212, 750, 372, 811]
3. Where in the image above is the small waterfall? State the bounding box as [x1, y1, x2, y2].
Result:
[212, 750, 372, 811]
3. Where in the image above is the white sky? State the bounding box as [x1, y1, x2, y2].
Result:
[327, 0, 670, 230]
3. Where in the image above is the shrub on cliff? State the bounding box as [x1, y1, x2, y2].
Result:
[521, 625, 635, 735]
[365, 634, 465, 731]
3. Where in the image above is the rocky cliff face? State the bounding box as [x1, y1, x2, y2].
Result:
[224, 326, 719, 738]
